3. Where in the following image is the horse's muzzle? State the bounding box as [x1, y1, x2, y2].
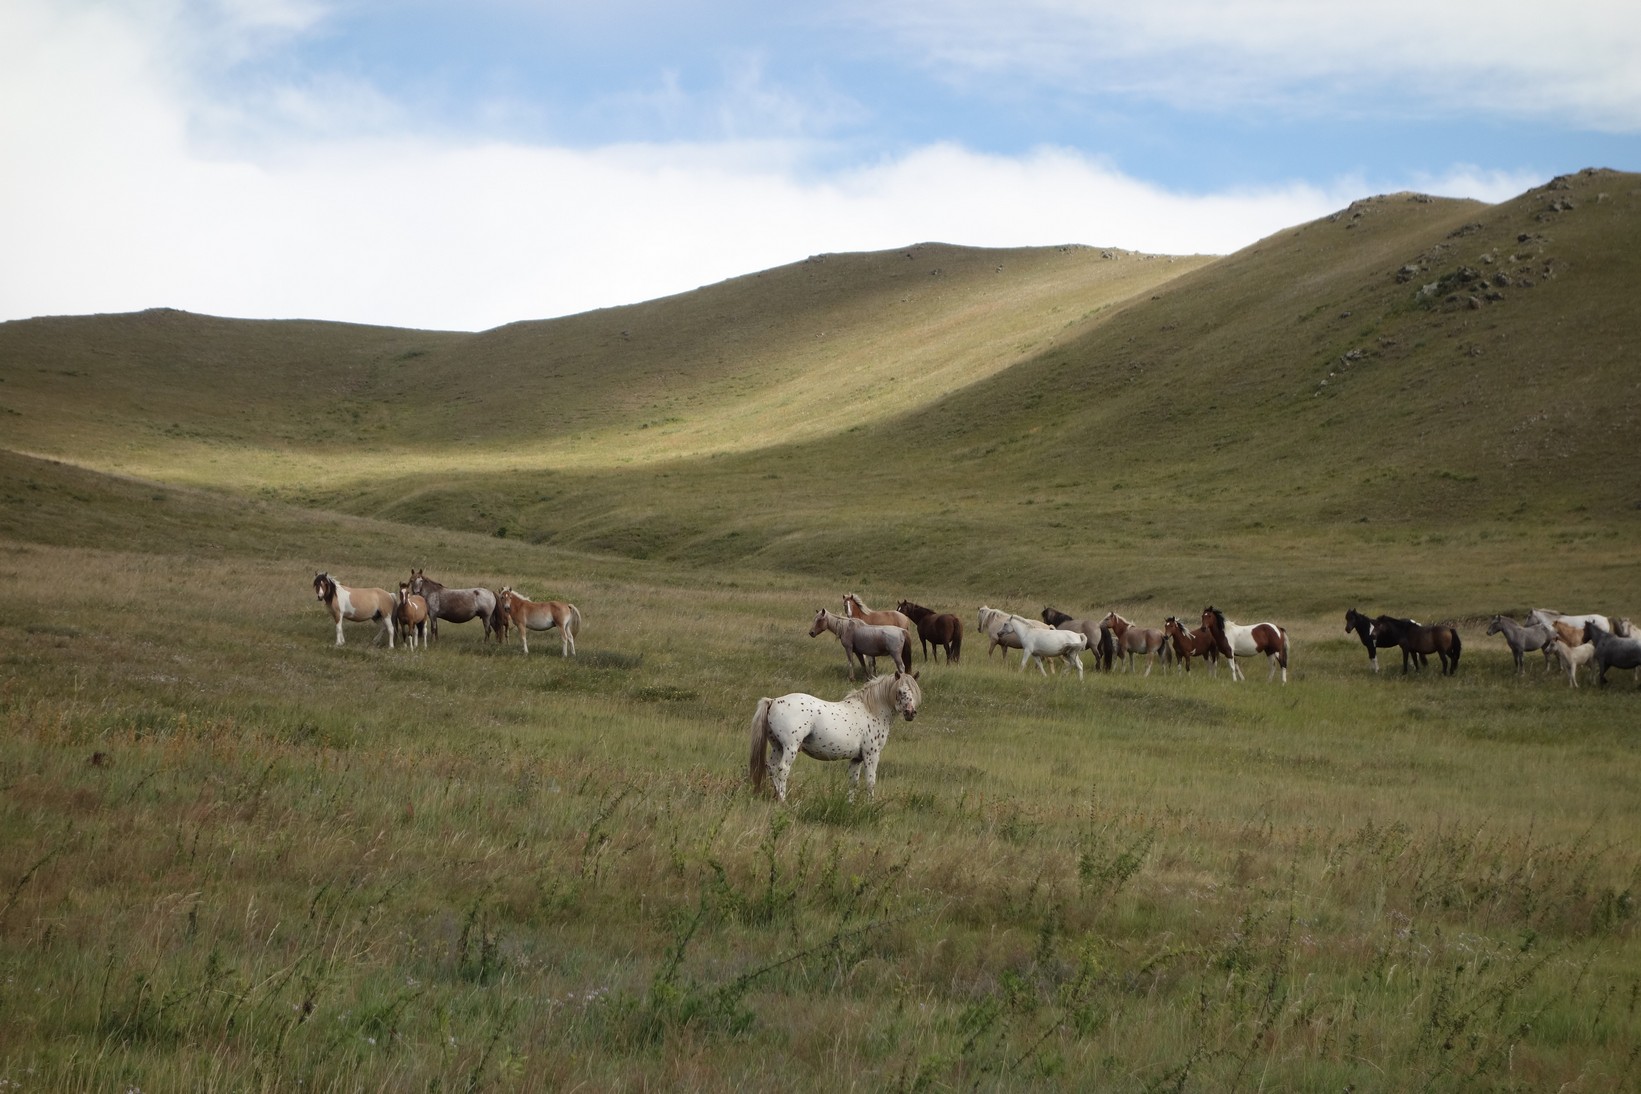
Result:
[903, 710, 917, 721]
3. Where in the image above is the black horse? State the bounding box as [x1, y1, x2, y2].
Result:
[1371, 615, 1461, 676]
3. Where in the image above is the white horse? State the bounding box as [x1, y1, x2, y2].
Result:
[748, 672, 921, 802]
[976, 605, 1051, 658]
[997, 620, 1087, 678]
[1545, 638, 1596, 688]
[1528, 608, 1613, 635]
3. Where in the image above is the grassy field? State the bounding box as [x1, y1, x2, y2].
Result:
[2, 168, 1639, 1091]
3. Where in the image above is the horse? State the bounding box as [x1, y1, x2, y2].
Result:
[312, 572, 396, 647]
[1100, 612, 1167, 676]
[1528, 608, 1613, 636]
[395, 582, 429, 650]
[1163, 616, 1219, 674]
[1545, 638, 1596, 688]
[810, 608, 911, 679]
[1484, 615, 1557, 675]
[496, 587, 582, 656]
[1345, 608, 1430, 673]
[408, 569, 499, 642]
[997, 620, 1087, 678]
[1369, 615, 1460, 677]
[748, 672, 922, 802]
[977, 606, 1052, 659]
[1201, 606, 1290, 683]
[1042, 607, 1114, 671]
[1581, 621, 1641, 687]
[842, 593, 916, 638]
[896, 600, 963, 663]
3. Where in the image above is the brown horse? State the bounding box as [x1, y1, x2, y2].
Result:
[313, 572, 396, 647]
[1163, 616, 1219, 674]
[842, 593, 916, 638]
[1042, 607, 1115, 671]
[1100, 612, 1167, 675]
[1201, 606, 1290, 683]
[408, 569, 499, 642]
[1369, 615, 1459, 676]
[896, 600, 963, 663]
[496, 587, 581, 656]
[395, 582, 430, 650]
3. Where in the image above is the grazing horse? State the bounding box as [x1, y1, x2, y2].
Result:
[1485, 615, 1557, 675]
[748, 672, 922, 802]
[1370, 615, 1460, 676]
[1581, 621, 1641, 687]
[1163, 616, 1219, 674]
[1201, 606, 1290, 683]
[312, 572, 395, 647]
[496, 587, 582, 656]
[977, 606, 1053, 659]
[997, 620, 1087, 678]
[408, 569, 499, 642]
[1545, 638, 1596, 688]
[395, 581, 430, 650]
[1042, 607, 1115, 671]
[896, 600, 964, 663]
[810, 608, 911, 679]
[1100, 612, 1167, 676]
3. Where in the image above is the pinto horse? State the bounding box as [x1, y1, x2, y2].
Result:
[1345, 608, 1429, 673]
[1042, 607, 1114, 671]
[408, 569, 499, 642]
[1201, 606, 1289, 683]
[1163, 616, 1219, 674]
[497, 587, 581, 656]
[1370, 615, 1460, 676]
[313, 572, 396, 647]
[811, 608, 912, 679]
[896, 600, 963, 663]
[748, 672, 921, 802]
[395, 581, 430, 650]
[1100, 612, 1167, 676]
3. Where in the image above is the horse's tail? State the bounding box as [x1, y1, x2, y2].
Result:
[748, 698, 773, 794]
[1279, 627, 1290, 670]
[950, 627, 962, 664]
[568, 604, 583, 637]
[1450, 628, 1462, 669]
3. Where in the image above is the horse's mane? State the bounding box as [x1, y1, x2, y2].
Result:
[850, 674, 918, 719]
[1205, 607, 1226, 629]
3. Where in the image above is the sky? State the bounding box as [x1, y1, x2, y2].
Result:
[3, 0, 1638, 332]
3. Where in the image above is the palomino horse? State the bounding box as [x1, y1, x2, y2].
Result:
[1369, 615, 1459, 676]
[748, 672, 922, 802]
[313, 572, 396, 647]
[810, 608, 911, 679]
[408, 569, 499, 642]
[1163, 616, 1219, 674]
[1581, 621, 1641, 687]
[997, 619, 1087, 678]
[842, 593, 916, 638]
[1484, 615, 1557, 675]
[1201, 606, 1290, 683]
[897, 600, 963, 663]
[497, 587, 582, 656]
[1100, 612, 1167, 676]
[395, 581, 430, 650]
[1042, 607, 1114, 671]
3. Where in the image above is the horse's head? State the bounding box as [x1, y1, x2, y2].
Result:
[1163, 616, 1181, 637]
[808, 608, 830, 637]
[842, 593, 862, 618]
[1201, 606, 1225, 631]
[313, 572, 333, 602]
[408, 570, 425, 595]
[997, 620, 1016, 641]
[1485, 616, 1504, 636]
[891, 671, 921, 721]
[896, 599, 917, 617]
[1583, 619, 1603, 642]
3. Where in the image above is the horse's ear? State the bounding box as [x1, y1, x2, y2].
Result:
[912, 671, 920, 681]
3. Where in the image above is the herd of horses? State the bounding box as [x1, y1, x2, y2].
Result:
[312, 570, 582, 656]
[312, 574, 1638, 803]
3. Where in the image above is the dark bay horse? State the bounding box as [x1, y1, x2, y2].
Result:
[897, 600, 963, 663]
[1345, 608, 1427, 673]
[1371, 615, 1461, 676]
[408, 569, 499, 642]
[1163, 616, 1219, 673]
[1042, 607, 1114, 671]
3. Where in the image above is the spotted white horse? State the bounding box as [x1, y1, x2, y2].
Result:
[748, 672, 921, 802]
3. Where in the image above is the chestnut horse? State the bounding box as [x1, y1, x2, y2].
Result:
[408, 569, 499, 642]
[897, 600, 964, 663]
[1100, 612, 1167, 676]
[1369, 615, 1460, 676]
[842, 593, 916, 638]
[1201, 606, 1289, 683]
[395, 581, 430, 650]
[1163, 616, 1219, 674]
[313, 572, 395, 648]
[497, 587, 581, 656]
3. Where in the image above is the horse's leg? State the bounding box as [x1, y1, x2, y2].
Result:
[847, 758, 863, 802]
[520, 627, 530, 655]
[771, 740, 796, 802]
